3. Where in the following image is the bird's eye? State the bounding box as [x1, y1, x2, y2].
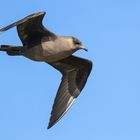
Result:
[75, 41, 81, 45]
[73, 38, 81, 45]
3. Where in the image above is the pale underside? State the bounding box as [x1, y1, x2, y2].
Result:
[0, 11, 93, 129]
[23, 36, 77, 62]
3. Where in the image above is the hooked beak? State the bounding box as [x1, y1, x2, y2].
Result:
[80, 45, 88, 51]
[82, 47, 88, 51]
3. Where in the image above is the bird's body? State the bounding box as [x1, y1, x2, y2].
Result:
[0, 11, 92, 129]
[23, 36, 78, 62]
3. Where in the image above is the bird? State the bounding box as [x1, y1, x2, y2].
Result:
[0, 11, 93, 129]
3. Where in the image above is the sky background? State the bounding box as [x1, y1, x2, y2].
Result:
[0, 0, 140, 140]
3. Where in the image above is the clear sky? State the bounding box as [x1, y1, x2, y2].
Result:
[0, 0, 140, 140]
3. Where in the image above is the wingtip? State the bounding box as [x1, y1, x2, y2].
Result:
[47, 122, 54, 129]
[39, 11, 46, 14]
[27, 11, 46, 19]
[47, 125, 51, 129]
[47, 116, 60, 129]
[36, 11, 46, 16]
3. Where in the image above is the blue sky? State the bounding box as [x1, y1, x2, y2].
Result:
[0, 0, 140, 140]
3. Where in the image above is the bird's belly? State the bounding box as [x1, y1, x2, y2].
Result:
[23, 44, 74, 62]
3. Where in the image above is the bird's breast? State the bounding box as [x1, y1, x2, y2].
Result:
[23, 39, 76, 62]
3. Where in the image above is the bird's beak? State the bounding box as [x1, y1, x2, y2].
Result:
[82, 47, 88, 51]
[80, 45, 88, 51]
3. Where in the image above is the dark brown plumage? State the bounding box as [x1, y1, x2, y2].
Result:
[0, 11, 93, 129]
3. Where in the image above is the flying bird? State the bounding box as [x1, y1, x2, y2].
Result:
[0, 11, 92, 129]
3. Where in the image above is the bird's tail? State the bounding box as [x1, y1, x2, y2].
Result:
[0, 45, 23, 56]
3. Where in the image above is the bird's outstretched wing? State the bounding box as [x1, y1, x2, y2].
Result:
[0, 11, 56, 45]
[47, 55, 92, 129]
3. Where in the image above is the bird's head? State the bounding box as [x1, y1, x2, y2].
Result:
[72, 37, 88, 51]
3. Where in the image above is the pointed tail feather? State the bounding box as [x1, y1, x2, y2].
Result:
[0, 45, 22, 56]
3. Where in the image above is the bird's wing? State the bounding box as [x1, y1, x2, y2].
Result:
[0, 11, 56, 46]
[47, 55, 92, 129]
